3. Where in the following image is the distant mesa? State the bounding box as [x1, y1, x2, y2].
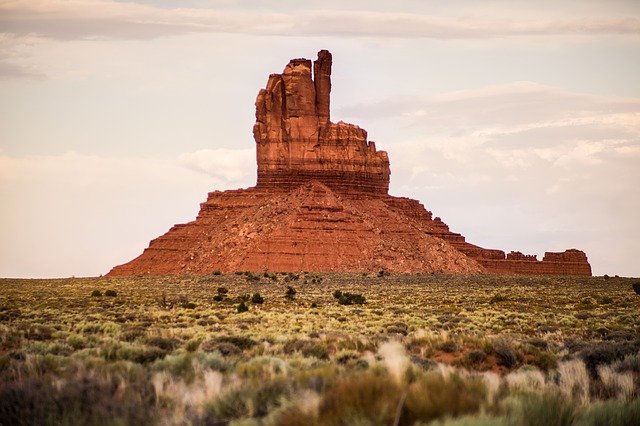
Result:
[107, 50, 591, 276]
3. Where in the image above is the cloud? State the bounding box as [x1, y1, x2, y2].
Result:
[0, 0, 638, 41]
[343, 83, 640, 275]
[177, 148, 255, 183]
[0, 149, 255, 277]
[0, 33, 45, 79]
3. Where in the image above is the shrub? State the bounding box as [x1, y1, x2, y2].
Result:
[333, 290, 366, 305]
[318, 372, 401, 425]
[576, 397, 640, 426]
[145, 336, 180, 351]
[251, 293, 264, 304]
[213, 270, 222, 275]
[632, 282, 640, 296]
[214, 336, 257, 351]
[438, 340, 459, 353]
[512, 392, 576, 426]
[181, 301, 196, 309]
[489, 294, 508, 304]
[0, 373, 156, 425]
[206, 379, 291, 419]
[335, 350, 360, 364]
[91, 290, 102, 297]
[203, 341, 241, 356]
[285, 286, 296, 299]
[302, 343, 329, 360]
[104, 289, 117, 297]
[245, 272, 260, 282]
[598, 296, 613, 304]
[403, 372, 486, 424]
[217, 287, 229, 295]
[579, 341, 640, 377]
[237, 301, 249, 313]
[213, 294, 225, 302]
[466, 349, 487, 365]
[185, 339, 201, 352]
[492, 340, 518, 368]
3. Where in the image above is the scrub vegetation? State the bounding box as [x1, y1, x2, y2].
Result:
[0, 273, 639, 425]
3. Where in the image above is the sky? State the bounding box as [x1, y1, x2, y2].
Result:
[1, 0, 639, 278]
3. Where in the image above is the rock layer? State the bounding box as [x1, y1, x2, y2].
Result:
[108, 50, 591, 276]
[253, 50, 390, 195]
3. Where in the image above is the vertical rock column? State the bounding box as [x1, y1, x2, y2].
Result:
[314, 50, 332, 128]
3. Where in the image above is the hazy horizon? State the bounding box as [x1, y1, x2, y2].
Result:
[1, 1, 639, 278]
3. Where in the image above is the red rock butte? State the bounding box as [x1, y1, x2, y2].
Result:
[108, 50, 592, 276]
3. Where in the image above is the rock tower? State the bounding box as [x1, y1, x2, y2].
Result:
[108, 51, 591, 276]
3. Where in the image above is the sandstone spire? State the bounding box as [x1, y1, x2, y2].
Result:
[314, 49, 332, 126]
[254, 50, 390, 195]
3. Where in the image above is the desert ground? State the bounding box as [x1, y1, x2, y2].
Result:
[1, 273, 639, 425]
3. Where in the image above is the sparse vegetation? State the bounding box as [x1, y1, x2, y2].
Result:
[285, 285, 296, 299]
[0, 273, 638, 424]
[251, 293, 264, 304]
[333, 289, 366, 305]
[236, 301, 249, 313]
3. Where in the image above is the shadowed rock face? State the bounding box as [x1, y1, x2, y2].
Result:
[107, 50, 591, 276]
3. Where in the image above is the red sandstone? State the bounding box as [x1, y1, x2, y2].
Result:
[108, 51, 591, 277]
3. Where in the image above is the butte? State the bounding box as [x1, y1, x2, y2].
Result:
[108, 50, 592, 276]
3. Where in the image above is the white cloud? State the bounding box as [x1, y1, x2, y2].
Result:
[177, 148, 254, 183]
[0, 0, 638, 41]
[367, 83, 640, 276]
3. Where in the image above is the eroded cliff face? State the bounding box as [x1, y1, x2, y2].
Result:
[107, 50, 592, 277]
[253, 50, 390, 195]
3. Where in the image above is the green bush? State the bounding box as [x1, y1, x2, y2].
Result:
[91, 290, 102, 297]
[492, 340, 518, 368]
[575, 398, 640, 426]
[438, 340, 459, 353]
[104, 289, 117, 297]
[465, 349, 487, 365]
[145, 336, 180, 351]
[402, 372, 486, 424]
[333, 290, 366, 305]
[251, 293, 264, 304]
[598, 296, 613, 304]
[285, 286, 297, 299]
[489, 294, 508, 304]
[511, 392, 575, 426]
[212, 294, 225, 302]
[217, 286, 228, 295]
[632, 282, 640, 296]
[237, 301, 249, 313]
[212, 270, 222, 275]
[319, 372, 400, 425]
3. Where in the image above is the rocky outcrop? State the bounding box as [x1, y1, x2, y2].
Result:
[108, 50, 592, 277]
[253, 50, 390, 195]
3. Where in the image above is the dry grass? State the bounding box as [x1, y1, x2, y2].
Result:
[0, 273, 639, 424]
